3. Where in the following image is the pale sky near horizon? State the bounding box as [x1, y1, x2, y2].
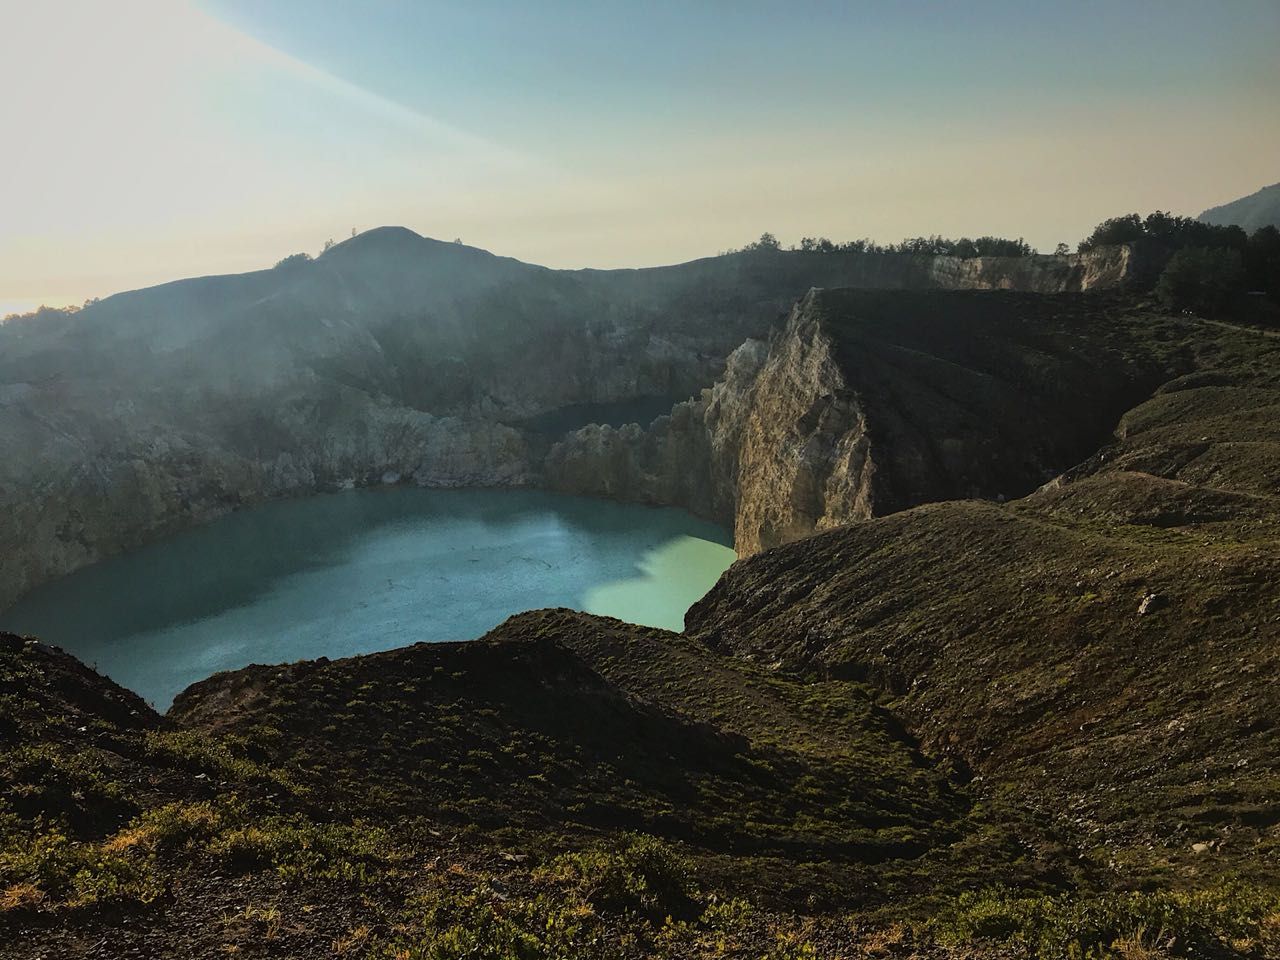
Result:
[2, 0, 1278, 315]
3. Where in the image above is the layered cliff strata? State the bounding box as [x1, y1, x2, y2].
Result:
[547, 288, 1179, 554]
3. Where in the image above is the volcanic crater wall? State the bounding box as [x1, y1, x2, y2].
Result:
[547, 288, 1177, 555]
[0, 237, 1136, 609]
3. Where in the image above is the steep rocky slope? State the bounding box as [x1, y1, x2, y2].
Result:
[548, 290, 1185, 555]
[689, 319, 1280, 889]
[0, 235, 1133, 611]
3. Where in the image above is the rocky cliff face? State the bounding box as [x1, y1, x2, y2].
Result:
[541, 338, 766, 521]
[549, 289, 1179, 555]
[901, 244, 1132, 291]
[729, 300, 874, 553]
[0, 392, 533, 610]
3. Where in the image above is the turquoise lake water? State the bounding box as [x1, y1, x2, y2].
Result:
[1, 488, 735, 709]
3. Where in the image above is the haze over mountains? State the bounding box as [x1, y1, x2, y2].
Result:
[6, 177, 1276, 325]
[8, 0, 1278, 315]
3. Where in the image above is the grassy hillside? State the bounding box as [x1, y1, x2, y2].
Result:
[0, 615, 1078, 957]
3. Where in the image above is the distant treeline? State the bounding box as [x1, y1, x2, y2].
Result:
[1077, 210, 1280, 316]
[1078, 210, 1254, 253]
[729, 215, 1279, 319]
[729, 232, 1036, 258]
[1, 301, 94, 326]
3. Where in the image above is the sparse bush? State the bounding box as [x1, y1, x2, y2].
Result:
[0, 743, 132, 827]
[375, 882, 603, 960]
[209, 816, 395, 883]
[405, 899, 547, 960]
[744, 232, 782, 252]
[0, 829, 160, 911]
[761, 938, 819, 960]
[144, 730, 299, 795]
[114, 801, 222, 854]
[543, 833, 701, 921]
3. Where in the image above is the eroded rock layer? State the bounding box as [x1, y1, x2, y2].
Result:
[548, 289, 1181, 554]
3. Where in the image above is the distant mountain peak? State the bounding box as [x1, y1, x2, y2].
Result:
[1198, 181, 1280, 232]
[322, 225, 427, 255]
[349, 224, 424, 242]
[321, 226, 500, 266]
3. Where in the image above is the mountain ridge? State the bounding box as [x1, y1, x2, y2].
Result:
[1198, 180, 1280, 233]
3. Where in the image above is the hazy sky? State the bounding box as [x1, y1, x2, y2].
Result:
[2, 0, 1277, 315]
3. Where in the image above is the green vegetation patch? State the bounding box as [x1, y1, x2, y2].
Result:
[933, 885, 1280, 959]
